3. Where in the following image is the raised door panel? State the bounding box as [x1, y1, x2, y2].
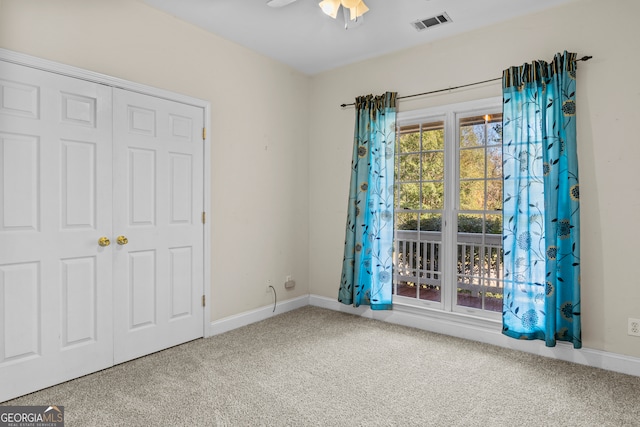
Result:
[60, 256, 97, 348]
[60, 140, 97, 229]
[169, 247, 192, 320]
[0, 133, 39, 232]
[128, 148, 156, 227]
[0, 78, 39, 119]
[0, 262, 40, 363]
[169, 153, 192, 224]
[128, 250, 157, 330]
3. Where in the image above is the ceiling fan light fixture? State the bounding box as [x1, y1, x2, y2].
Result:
[348, 1, 368, 20]
[320, 0, 369, 24]
[319, 0, 341, 19]
[340, 0, 360, 8]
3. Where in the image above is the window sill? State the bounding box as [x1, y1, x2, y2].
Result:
[391, 299, 502, 332]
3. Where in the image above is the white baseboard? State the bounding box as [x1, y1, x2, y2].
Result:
[209, 295, 309, 336]
[309, 294, 640, 378]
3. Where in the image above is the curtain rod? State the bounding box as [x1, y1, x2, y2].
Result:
[339, 55, 593, 108]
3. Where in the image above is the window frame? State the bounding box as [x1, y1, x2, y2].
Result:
[394, 97, 503, 321]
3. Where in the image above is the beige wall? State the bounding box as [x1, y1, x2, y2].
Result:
[0, 0, 311, 321]
[309, 0, 640, 358]
[2, 0, 639, 359]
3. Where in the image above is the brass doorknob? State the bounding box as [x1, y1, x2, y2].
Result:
[98, 237, 111, 247]
[117, 235, 129, 245]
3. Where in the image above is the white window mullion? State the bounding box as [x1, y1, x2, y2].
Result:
[442, 110, 457, 313]
[417, 124, 424, 300]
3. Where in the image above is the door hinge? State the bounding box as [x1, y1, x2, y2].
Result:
[202, 127, 206, 140]
[202, 212, 206, 224]
[202, 295, 206, 307]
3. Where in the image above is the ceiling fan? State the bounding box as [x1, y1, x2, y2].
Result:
[267, 0, 370, 23]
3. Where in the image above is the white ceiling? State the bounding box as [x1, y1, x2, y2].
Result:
[142, 0, 575, 75]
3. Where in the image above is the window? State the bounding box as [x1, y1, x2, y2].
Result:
[393, 99, 503, 318]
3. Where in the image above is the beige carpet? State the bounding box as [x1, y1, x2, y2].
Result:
[4, 306, 640, 426]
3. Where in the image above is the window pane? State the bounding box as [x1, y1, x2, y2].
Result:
[395, 220, 419, 299]
[485, 214, 503, 235]
[456, 213, 483, 310]
[456, 213, 503, 312]
[421, 152, 444, 180]
[486, 180, 502, 211]
[422, 123, 445, 150]
[460, 117, 486, 148]
[459, 180, 485, 211]
[421, 182, 444, 210]
[457, 213, 481, 309]
[397, 128, 420, 153]
[394, 213, 442, 303]
[396, 281, 419, 298]
[460, 148, 485, 179]
[419, 234, 441, 303]
[483, 285, 503, 312]
[487, 117, 503, 146]
[457, 213, 483, 233]
[396, 212, 418, 231]
[419, 213, 442, 232]
[460, 114, 503, 147]
[484, 221, 503, 313]
[419, 212, 442, 302]
[487, 146, 502, 178]
[398, 183, 420, 210]
[398, 154, 420, 181]
[395, 212, 418, 298]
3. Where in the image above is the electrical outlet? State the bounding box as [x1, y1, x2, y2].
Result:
[284, 275, 295, 289]
[628, 318, 640, 337]
[266, 280, 272, 293]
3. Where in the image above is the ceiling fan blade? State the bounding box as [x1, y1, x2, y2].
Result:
[266, 0, 298, 7]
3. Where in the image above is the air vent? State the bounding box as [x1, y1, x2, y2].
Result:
[411, 12, 452, 31]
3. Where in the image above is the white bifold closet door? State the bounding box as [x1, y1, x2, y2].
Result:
[0, 61, 114, 401]
[0, 61, 204, 402]
[112, 88, 204, 364]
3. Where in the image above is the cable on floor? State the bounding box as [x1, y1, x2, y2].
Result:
[269, 285, 276, 312]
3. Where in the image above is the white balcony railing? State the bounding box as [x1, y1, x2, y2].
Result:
[394, 230, 504, 297]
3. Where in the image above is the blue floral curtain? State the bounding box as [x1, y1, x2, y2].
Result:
[338, 92, 397, 310]
[502, 51, 581, 348]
